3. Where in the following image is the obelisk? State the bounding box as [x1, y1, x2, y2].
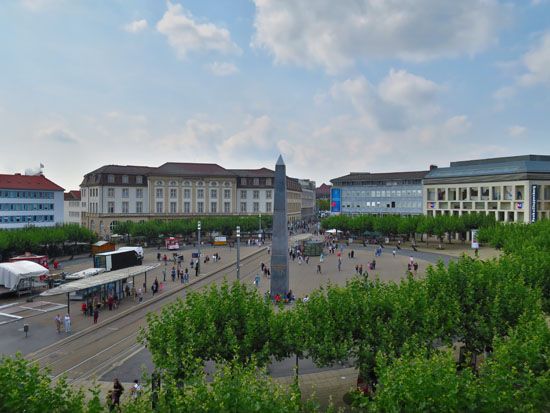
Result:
[270, 155, 289, 298]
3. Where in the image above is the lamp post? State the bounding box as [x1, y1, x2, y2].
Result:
[259, 213, 262, 242]
[236, 226, 241, 280]
[197, 221, 201, 275]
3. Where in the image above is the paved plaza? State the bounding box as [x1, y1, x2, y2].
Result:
[0, 235, 476, 410]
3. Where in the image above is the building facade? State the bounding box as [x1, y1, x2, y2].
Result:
[81, 163, 306, 236]
[330, 171, 428, 216]
[423, 155, 550, 223]
[298, 179, 316, 222]
[64, 190, 84, 225]
[0, 173, 64, 229]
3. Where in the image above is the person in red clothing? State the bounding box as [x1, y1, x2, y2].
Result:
[274, 293, 281, 303]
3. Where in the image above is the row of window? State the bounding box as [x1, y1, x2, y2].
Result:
[343, 189, 422, 198]
[155, 188, 234, 200]
[0, 215, 55, 224]
[240, 190, 272, 199]
[339, 180, 422, 187]
[154, 201, 233, 214]
[240, 202, 272, 213]
[343, 201, 422, 209]
[0, 203, 55, 211]
[68, 211, 81, 217]
[0, 190, 55, 199]
[107, 175, 143, 184]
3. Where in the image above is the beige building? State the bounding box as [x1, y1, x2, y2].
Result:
[423, 155, 550, 223]
[81, 163, 306, 236]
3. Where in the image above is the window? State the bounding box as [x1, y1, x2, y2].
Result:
[184, 202, 190, 213]
[156, 180, 163, 186]
[136, 176, 143, 184]
[197, 189, 204, 199]
[210, 189, 217, 199]
[107, 175, 114, 183]
[122, 175, 129, 184]
[241, 191, 247, 199]
[183, 181, 191, 187]
[224, 189, 231, 199]
[156, 188, 163, 198]
[170, 188, 177, 198]
[136, 188, 143, 198]
[210, 202, 217, 213]
[108, 188, 115, 197]
[109, 221, 118, 232]
[81, 188, 86, 197]
[240, 202, 247, 212]
[266, 178, 272, 186]
[122, 188, 129, 198]
[253, 202, 260, 212]
[170, 202, 177, 213]
[224, 202, 231, 213]
[156, 202, 163, 213]
[253, 178, 260, 186]
[136, 201, 143, 213]
[108, 202, 115, 213]
[266, 190, 272, 199]
[170, 181, 177, 186]
[266, 202, 272, 212]
[253, 190, 260, 199]
[184, 189, 191, 198]
[122, 202, 129, 213]
[197, 181, 204, 187]
[197, 202, 204, 213]
[241, 178, 247, 185]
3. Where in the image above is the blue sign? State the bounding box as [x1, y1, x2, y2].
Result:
[330, 188, 341, 213]
[530, 185, 538, 223]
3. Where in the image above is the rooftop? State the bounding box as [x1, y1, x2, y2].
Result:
[0, 174, 64, 191]
[154, 162, 234, 177]
[331, 170, 429, 184]
[64, 190, 81, 201]
[425, 154, 550, 180]
[86, 165, 155, 175]
[229, 168, 274, 178]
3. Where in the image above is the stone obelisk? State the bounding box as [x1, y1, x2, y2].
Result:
[270, 155, 289, 298]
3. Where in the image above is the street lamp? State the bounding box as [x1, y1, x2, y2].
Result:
[197, 221, 201, 275]
[259, 213, 262, 242]
[236, 226, 241, 280]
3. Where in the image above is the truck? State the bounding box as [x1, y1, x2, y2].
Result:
[93, 250, 142, 272]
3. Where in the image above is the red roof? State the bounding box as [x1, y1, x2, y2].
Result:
[64, 190, 81, 201]
[0, 174, 64, 191]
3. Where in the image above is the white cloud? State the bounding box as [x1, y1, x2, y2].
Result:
[519, 31, 550, 86]
[251, 0, 508, 73]
[157, 2, 241, 59]
[36, 126, 79, 144]
[160, 118, 223, 151]
[124, 19, 148, 34]
[508, 125, 527, 137]
[218, 115, 275, 158]
[208, 62, 239, 76]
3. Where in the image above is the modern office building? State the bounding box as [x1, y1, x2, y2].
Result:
[64, 190, 84, 225]
[423, 155, 550, 223]
[330, 170, 428, 216]
[0, 173, 64, 229]
[80, 163, 306, 236]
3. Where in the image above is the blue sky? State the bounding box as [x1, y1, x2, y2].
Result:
[1, 0, 549, 190]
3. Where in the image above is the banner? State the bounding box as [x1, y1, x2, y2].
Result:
[530, 184, 538, 223]
[330, 188, 341, 213]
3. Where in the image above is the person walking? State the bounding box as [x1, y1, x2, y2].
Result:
[392, 249, 396, 257]
[317, 264, 322, 274]
[130, 379, 142, 399]
[93, 305, 99, 324]
[111, 378, 124, 409]
[338, 258, 342, 272]
[171, 267, 176, 282]
[63, 313, 71, 334]
[55, 314, 62, 333]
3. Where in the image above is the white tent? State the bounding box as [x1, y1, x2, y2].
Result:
[0, 261, 49, 291]
[325, 228, 342, 234]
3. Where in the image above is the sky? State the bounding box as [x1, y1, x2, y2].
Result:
[1, 0, 550, 191]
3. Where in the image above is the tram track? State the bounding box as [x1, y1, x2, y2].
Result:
[28, 248, 269, 383]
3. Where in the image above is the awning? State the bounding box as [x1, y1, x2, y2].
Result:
[40, 264, 159, 296]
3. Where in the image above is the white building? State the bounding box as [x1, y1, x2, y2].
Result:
[423, 155, 550, 223]
[0, 173, 64, 229]
[64, 190, 84, 225]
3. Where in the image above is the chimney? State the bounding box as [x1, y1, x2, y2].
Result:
[429, 165, 438, 171]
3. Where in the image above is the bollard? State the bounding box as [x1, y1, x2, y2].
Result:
[23, 324, 29, 338]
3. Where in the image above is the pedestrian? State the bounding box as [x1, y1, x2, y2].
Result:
[137, 288, 143, 303]
[55, 314, 62, 333]
[359, 264, 363, 276]
[64, 313, 71, 333]
[171, 267, 176, 282]
[254, 274, 260, 287]
[413, 262, 419, 274]
[409, 256, 414, 265]
[184, 268, 189, 283]
[131, 285, 136, 302]
[93, 305, 99, 324]
[392, 249, 396, 257]
[338, 258, 342, 272]
[305, 256, 309, 264]
[111, 378, 124, 409]
[162, 268, 166, 282]
[157, 252, 161, 261]
[108, 294, 114, 311]
[130, 379, 142, 400]
[355, 264, 359, 274]
[372, 259, 376, 270]
[317, 264, 322, 274]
